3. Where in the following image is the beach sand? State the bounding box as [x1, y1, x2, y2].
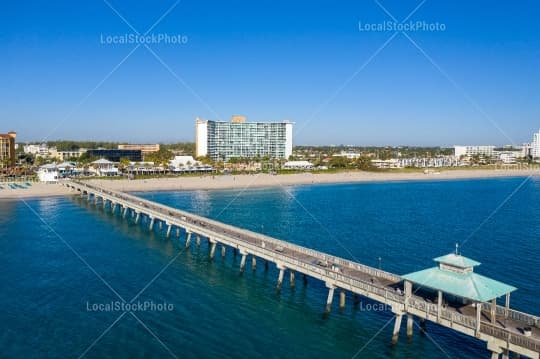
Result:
[0, 182, 71, 200]
[1, 169, 538, 200]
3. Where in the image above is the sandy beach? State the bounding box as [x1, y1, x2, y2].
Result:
[1, 169, 538, 200]
[0, 182, 71, 199]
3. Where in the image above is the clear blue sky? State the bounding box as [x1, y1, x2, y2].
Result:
[1, 0, 539, 146]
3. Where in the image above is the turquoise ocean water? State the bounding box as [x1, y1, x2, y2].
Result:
[0, 177, 539, 358]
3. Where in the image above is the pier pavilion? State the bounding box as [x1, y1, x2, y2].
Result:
[402, 252, 519, 358]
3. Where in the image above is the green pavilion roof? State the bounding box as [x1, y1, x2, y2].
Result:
[402, 267, 517, 302]
[434, 253, 481, 268]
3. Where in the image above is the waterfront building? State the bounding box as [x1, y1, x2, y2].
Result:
[371, 159, 400, 169]
[37, 164, 58, 182]
[23, 143, 63, 159]
[118, 144, 160, 155]
[91, 158, 119, 176]
[23, 143, 49, 156]
[0, 131, 16, 168]
[86, 149, 142, 162]
[195, 116, 293, 162]
[282, 161, 314, 170]
[498, 152, 518, 164]
[522, 143, 532, 158]
[332, 151, 361, 160]
[169, 155, 212, 173]
[454, 145, 496, 158]
[58, 149, 87, 161]
[37, 162, 81, 182]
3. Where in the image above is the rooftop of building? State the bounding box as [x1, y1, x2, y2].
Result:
[196, 116, 293, 124]
[0, 131, 16, 138]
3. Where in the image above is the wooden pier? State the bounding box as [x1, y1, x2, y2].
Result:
[64, 180, 540, 359]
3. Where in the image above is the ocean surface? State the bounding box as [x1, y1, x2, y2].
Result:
[0, 177, 539, 359]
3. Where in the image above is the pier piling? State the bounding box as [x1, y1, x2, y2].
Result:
[339, 289, 346, 309]
[325, 286, 335, 313]
[276, 266, 285, 292]
[185, 232, 192, 248]
[392, 314, 403, 344]
[239, 253, 247, 274]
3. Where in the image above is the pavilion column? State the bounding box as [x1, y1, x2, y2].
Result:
[289, 271, 295, 288]
[505, 293, 510, 319]
[476, 302, 482, 337]
[437, 290, 442, 322]
[404, 280, 412, 311]
[166, 224, 172, 238]
[135, 211, 141, 224]
[491, 298, 497, 324]
[122, 206, 128, 218]
[149, 216, 155, 231]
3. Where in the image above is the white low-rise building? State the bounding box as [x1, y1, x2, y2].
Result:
[371, 159, 400, 169]
[282, 161, 314, 170]
[454, 145, 495, 158]
[37, 164, 59, 182]
[332, 151, 361, 160]
[499, 152, 517, 164]
[24, 143, 50, 156]
[38, 162, 79, 182]
[169, 156, 212, 172]
[91, 158, 118, 176]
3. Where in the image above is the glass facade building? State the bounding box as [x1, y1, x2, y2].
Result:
[195, 118, 293, 162]
[86, 149, 142, 162]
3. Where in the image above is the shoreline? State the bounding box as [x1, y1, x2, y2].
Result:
[1, 169, 538, 200]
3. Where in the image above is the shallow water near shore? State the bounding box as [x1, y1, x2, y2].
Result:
[0, 177, 538, 358]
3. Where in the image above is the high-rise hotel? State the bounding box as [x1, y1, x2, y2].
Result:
[531, 129, 540, 159]
[195, 116, 293, 162]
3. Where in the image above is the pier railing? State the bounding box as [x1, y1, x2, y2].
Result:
[481, 323, 540, 353]
[482, 302, 540, 327]
[407, 297, 478, 329]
